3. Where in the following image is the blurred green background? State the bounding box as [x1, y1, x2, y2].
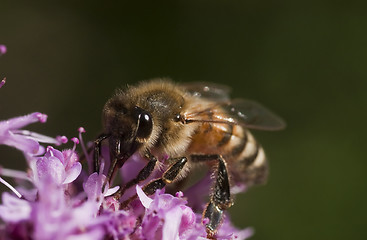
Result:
[1, 1, 366, 239]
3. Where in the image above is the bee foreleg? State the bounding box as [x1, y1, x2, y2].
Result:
[114, 152, 158, 199]
[120, 157, 187, 208]
[93, 133, 110, 173]
[143, 156, 187, 195]
[105, 156, 119, 187]
[192, 154, 233, 238]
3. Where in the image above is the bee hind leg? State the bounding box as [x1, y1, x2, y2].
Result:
[120, 156, 188, 208]
[191, 154, 233, 238]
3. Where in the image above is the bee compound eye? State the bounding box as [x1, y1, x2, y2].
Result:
[174, 114, 181, 122]
[136, 111, 153, 139]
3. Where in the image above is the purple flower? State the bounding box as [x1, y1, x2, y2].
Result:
[83, 171, 119, 206]
[0, 77, 5, 89]
[30, 146, 82, 186]
[135, 186, 253, 240]
[0, 112, 61, 155]
[0, 112, 254, 240]
[137, 186, 197, 239]
[32, 179, 107, 240]
[0, 192, 31, 223]
[0, 44, 6, 55]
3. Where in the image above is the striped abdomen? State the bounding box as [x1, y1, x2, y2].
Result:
[187, 121, 268, 187]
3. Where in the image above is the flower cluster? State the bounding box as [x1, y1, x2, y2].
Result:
[0, 45, 253, 240]
[0, 112, 253, 240]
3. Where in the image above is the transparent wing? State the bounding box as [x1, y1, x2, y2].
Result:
[184, 99, 286, 131]
[180, 82, 231, 102]
[221, 99, 286, 130]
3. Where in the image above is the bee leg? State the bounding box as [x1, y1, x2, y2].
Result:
[192, 154, 232, 238]
[120, 157, 187, 208]
[204, 201, 223, 239]
[105, 156, 119, 186]
[93, 133, 110, 173]
[113, 152, 158, 200]
[103, 138, 125, 189]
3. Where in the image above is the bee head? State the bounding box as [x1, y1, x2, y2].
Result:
[102, 96, 153, 162]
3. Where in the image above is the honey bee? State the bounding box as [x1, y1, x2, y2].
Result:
[94, 79, 285, 238]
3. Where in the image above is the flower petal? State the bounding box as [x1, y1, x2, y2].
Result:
[63, 228, 105, 240]
[83, 172, 105, 201]
[162, 206, 182, 240]
[35, 156, 65, 185]
[136, 185, 153, 209]
[179, 205, 196, 233]
[104, 185, 119, 197]
[44, 147, 64, 162]
[0, 112, 46, 132]
[12, 130, 60, 145]
[63, 162, 82, 184]
[0, 192, 31, 222]
[1, 131, 40, 154]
